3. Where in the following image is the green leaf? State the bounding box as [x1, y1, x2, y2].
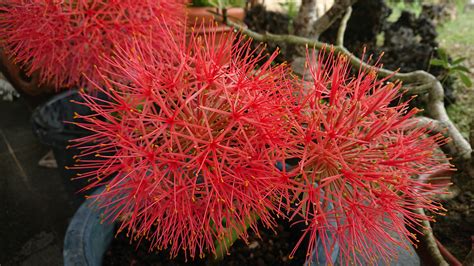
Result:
[452, 57, 467, 65]
[430, 58, 448, 68]
[213, 213, 259, 261]
[437, 48, 448, 62]
[452, 65, 471, 73]
[458, 72, 472, 87]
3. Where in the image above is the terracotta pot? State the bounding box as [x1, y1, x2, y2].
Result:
[186, 6, 245, 62]
[0, 48, 55, 96]
[186, 6, 245, 32]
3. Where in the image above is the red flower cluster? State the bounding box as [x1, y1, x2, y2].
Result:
[70, 24, 450, 265]
[72, 29, 293, 259]
[284, 51, 450, 263]
[0, 0, 185, 89]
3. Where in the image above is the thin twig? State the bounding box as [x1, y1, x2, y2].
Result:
[311, 0, 358, 38]
[409, 116, 446, 133]
[412, 208, 449, 266]
[336, 7, 352, 46]
[0, 130, 32, 191]
[403, 83, 433, 95]
[409, 117, 459, 156]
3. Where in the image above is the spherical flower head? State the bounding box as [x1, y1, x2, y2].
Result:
[71, 28, 293, 259]
[285, 50, 451, 264]
[0, 0, 186, 89]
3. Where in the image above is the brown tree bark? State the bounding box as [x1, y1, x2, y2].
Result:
[294, 0, 319, 37]
[294, 0, 358, 40]
[310, 0, 358, 38]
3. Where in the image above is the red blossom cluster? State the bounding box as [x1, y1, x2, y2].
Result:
[72, 29, 294, 259]
[0, 0, 185, 89]
[67, 15, 450, 266]
[284, 51, 450, 263]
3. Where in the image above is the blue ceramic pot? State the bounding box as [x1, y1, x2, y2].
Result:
[63, 187, 114, 266]
[63, 189, 419, 266]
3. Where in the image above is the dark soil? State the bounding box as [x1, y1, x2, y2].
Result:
[103, 219, 308, 266]
[244, 4, 293, 64]
[433, 188, 474, 261]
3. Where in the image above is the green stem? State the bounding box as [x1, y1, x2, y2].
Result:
[213, 213, 260, 261]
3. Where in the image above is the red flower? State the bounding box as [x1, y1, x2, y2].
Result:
[70, 22, 450, 262]
[71, 28, 293, 259]
[0, 0, 185, 89]
[284, 50, 451, 264]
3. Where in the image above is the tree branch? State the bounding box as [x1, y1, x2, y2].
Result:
[409, 116, 446, 133]
[409, 117, 459, 157]
[311, 0, 358, 38]
[227, 20, 472, 164]
[411, 208, 449, 266]
[336, 7, 352, 46]
[403, 83, 433, 96]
